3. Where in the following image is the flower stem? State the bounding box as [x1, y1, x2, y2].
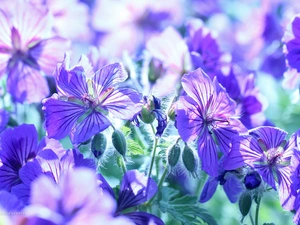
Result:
[255, 196, 261, 225]
[148, 136, 159, 179]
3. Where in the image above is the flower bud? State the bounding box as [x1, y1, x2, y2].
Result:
[112, 129, 127, 157]
[140, 96, 155, 124]
[167, 143, 181, 167]
[91, 133, 107, 159]
[244, 171, 262, 190]
[182, 145, 198, 175]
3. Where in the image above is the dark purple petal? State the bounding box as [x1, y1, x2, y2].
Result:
[71, 111, 111, 144]
[117, 170, 157, 211]
[125, 212, 164, 225]
[101, 88, 142, 120]
[0, 124, 39, 170]
[223, 173, 243, 203]
[43, 97, 86, 140]
[0, 109, 9, 132]
[0, 190, 24, 212]
[0, 165, 20, 191]
[93, 63, 127, 96]
[198, 130, 218, 177]
[199, 177, 218, 203]
[243, 96, 262, 114]
[7, 62, 49, 103]
[249, 126, 287, 150]
[176, 96, 204, 142]
[292, 16, 300, 40]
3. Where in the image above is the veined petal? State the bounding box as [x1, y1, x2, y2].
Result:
[181, 68, 214, 109]
[0, 10, 12, 48]
[224, 135, 264, 170]
[36, 150, 60, 183]
[30, 37, 70, 75]
[223, 173, 243, 203]
[249, 126, 287, 149]
[71, 111, 111, 144]
[254, 164, 276, 190]
[93, 63, 127, 96]
[101, 88, 142, 120]
[198, 130, 218, 176]
[176, 95, 205, 142]
[117, 170, 157, 211]
[0, 165, 20, 191]
[7, 62, 49, 103]
[55, 60, 89, 98]
[60, 149, 96, 171]
[43, 97, 86, 140]
[125, 212, 164, 225]
[0, 124, 39, 169]
[282, 131, 297, 160]
[277, 166, 295, 210]
[0, 53, 10, 77]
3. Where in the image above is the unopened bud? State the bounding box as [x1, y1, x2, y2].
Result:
[112, 130, 127, 157]
[244, 171, 262, 190]
[167, 143, 181, 167]
[91, 133, 107, 159]
[182, 145, 197, 174]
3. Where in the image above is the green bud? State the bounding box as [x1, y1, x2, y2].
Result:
[140, 105, 155, 124]
[167, 103, 176, 121]
[167, 143, 181, 167]
[182, 145, 197, 174]
[112, 129, 127, 157]
[91, 133, 107, 159]
[239, 192, 252, 221]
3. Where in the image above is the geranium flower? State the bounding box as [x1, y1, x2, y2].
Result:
[42, 54, 142, 144]
[0, 1, 70, 103]
[224, 126, 297, 210]
[176, 68, 245, 176]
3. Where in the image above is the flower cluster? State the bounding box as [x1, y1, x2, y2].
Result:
[0, 0, 300, 225]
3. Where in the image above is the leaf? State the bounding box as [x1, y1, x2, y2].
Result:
[157, 187, 218, 225]
[121, 125, 132, 137]
[127, 139, 144, 155]
[238, 192, 252, 222]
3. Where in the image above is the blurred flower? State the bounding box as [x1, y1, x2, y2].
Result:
[20, 168, 133, 225]
[0, 109, 9, 132]
[224, 126, 297, 210]
[0, 0, 70, 103]
[176, 68, 246, 176]
[43, 54, 142, 144]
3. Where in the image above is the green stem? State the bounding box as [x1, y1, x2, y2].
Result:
[255, 197, 261, 225]
[148, 136, 159, 179]
[118, 155, 127, 174]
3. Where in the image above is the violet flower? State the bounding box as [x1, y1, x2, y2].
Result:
[98, 170, 164, 225]
[0, 1, 70, 103]
[224, 126, 297, 210]
[0, 124, 41, 191]
[21, 168, 134, 225]
[42, 54, 142, 144]
[176, 68, 245, 176]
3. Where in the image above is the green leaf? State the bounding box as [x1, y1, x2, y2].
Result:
[121, 125, 132, 137]
[158, 187, 218, 225]
[127, 139, 144, 155]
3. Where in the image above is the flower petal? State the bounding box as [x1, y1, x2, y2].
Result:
[43, 97, 86, 140]
[117, 170, 157, 211]
[125, 212, 164, 225]
[199, 177, 218, 203]
[198, 130, 218, 176]
[71, 111, 111, 144]
[30, 37, 70, 75]
[101, 88, 142, 120]
[93, 63, 128, 96]
[176, 95, 204, 142]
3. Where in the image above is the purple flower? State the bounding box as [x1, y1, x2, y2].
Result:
[0, 109, 9, 132]
[224, 126, 297, 210]
[176, 68, 245, 176]
[0, 124, 41, 191]
[99, 170, 164, 225]
[0, 1, 70, 103]
[21, 168, 133, 225]
[0, 190, 24, 212]
[11, 148, 95, 204]
[42, 54, 142, 144]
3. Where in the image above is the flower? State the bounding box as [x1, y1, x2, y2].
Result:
[0, 124, 41, 191]
[98, 170, 164, 225]
[176, 68, 245, 176]
[42, 54, 142, 144]
[0, 1, 70, 103]
[20, 168, 133, 225]
[224, 126, 297, 210]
